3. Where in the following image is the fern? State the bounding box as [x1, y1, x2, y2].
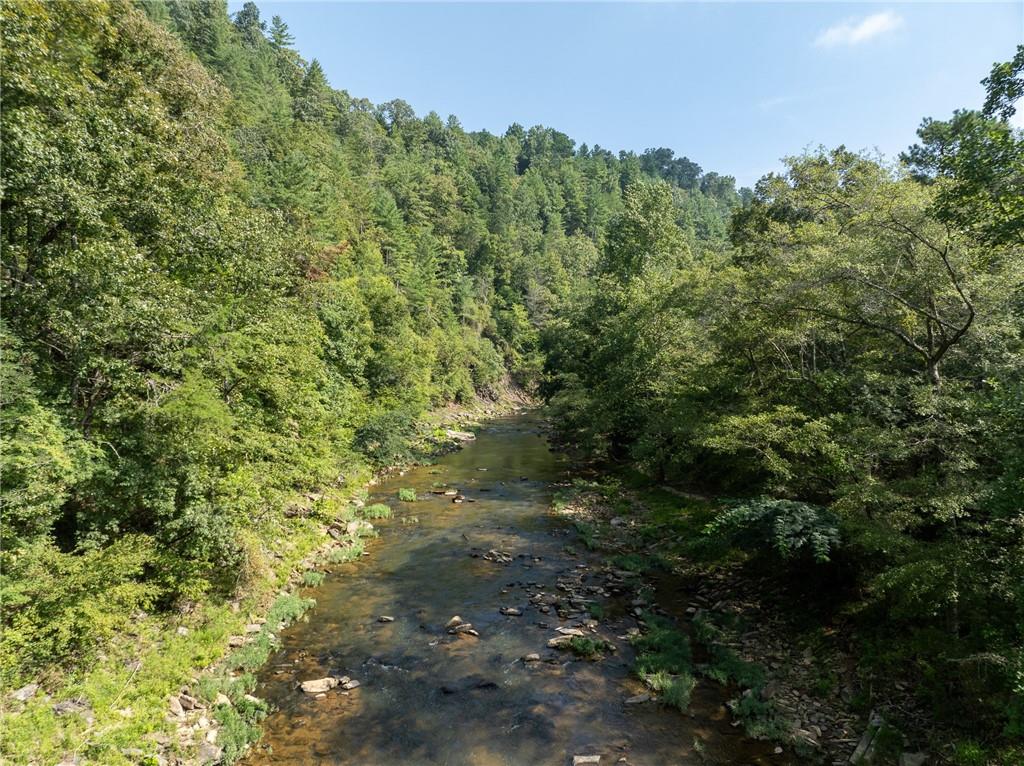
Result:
[704, 497, 840, 563]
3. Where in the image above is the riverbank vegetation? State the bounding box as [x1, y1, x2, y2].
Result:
[543, 51, 1024, 764]
[1, 0, 1020, 763]
[1, 1, 745, 761]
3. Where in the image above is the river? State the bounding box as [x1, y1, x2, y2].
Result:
[244, 413, 788, 765]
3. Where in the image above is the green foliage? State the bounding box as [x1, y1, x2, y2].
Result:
[566, 636, 607, 659]
[2, 0, 1019, 759]
[1, 535, 161, 682]
[327, 540, 365, 564]
[704, 498, 840, 563]
[397, 488, 417, 502]
[301, 570, 325, 587]
[545, 49, 1024, 750]
[573, 520, 599, 550]
[355, 407, 419, 467]
[360, 503, 393, 519]
[641, 668, 696, 711]
[214, 702, 266, 765]
[3, 0, 746, 700]
[631, 615, 693, 678]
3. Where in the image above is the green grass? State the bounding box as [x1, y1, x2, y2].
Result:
[301, 570, 325, 587]
[640, 668, 696, 711]
[360, 503, 393, 519]
[397, 488, 417, 502]
[631, 615, 693, 677]
[627, 614, 703, 711]
[610, 552, 669, 574]
[587, 603, 606, 620]
[327, 539, 365, 564]
[573, 520, 599, 550]
[568, 636, 613, 659]
[0, 501, 334, 766]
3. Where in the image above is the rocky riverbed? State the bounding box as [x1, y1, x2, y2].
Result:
[241, 414, 791, 766]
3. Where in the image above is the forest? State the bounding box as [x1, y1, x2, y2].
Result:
[1, 1, 1021, 764]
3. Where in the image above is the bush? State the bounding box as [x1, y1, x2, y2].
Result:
[360, 503, 393, 519]
[328, 540, 365, 563]
[640, 668, 696, 711]
[354, 407, 419, 467]
[704, 497, 840, 563]
[631, 615, 693, 678]
[301, 571, 325, 587]
[0, 535, 161, 684]
[568, 636, 613, 659]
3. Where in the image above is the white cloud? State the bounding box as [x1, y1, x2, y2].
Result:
[815, 11, 903, 48]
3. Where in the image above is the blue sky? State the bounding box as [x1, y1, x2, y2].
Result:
[230, 2, 1022, 187]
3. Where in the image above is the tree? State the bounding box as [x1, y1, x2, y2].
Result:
[903, 46, 1024, 247]
[268, 14, 294, 49]
[604, 180, 689, 278]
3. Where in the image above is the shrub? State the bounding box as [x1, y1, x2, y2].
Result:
[301, 571, 325, 587]
[704, 497, 840, 563]
[631, 615, 693, 678]
[640, 668, 696, 711]
[0, 535, 161, 684]
[573, 520, 598, 550]
[354, 406, 419, 467]
[360, 503, 393, 519]
[327, 540, 364, 564]
[568, 636, 613, 659]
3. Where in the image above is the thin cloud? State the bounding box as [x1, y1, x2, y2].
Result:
[758, 94, 801, 111]
[815, 11, 903, 48]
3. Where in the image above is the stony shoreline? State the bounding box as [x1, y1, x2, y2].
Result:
[552, 482, 936, 766]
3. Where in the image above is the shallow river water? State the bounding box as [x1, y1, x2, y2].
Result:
[245, 414, 789, 766]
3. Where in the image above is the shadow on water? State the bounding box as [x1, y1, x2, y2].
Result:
[244, 415, 793, 766]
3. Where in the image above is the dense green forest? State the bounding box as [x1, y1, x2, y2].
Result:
[1, 0, 1021, 763]
[1, 0, 743, 680]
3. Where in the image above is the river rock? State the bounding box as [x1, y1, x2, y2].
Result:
[53, 698, 93, 722]
[445, 429, 476, 442]
[214, 693, 231, 707]
[378, 615, 395, 623]
[178, 693, 202, 710]
[445, 615, 465, 630]
[523, 653, 541, 662]
[500, 607, 523, 616]
[625, 693, 651, 704]
[300, 677, 341, 694]
[168, 695, 184, 717]
[11, 682, 38, 702]
[346, 520, 374, 537]
[341, 679, 361, 690]
[197, 741, 222, 764]
[573, 756, 601, 765]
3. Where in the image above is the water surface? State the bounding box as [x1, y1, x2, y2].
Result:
[246, 414, 787, 766]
